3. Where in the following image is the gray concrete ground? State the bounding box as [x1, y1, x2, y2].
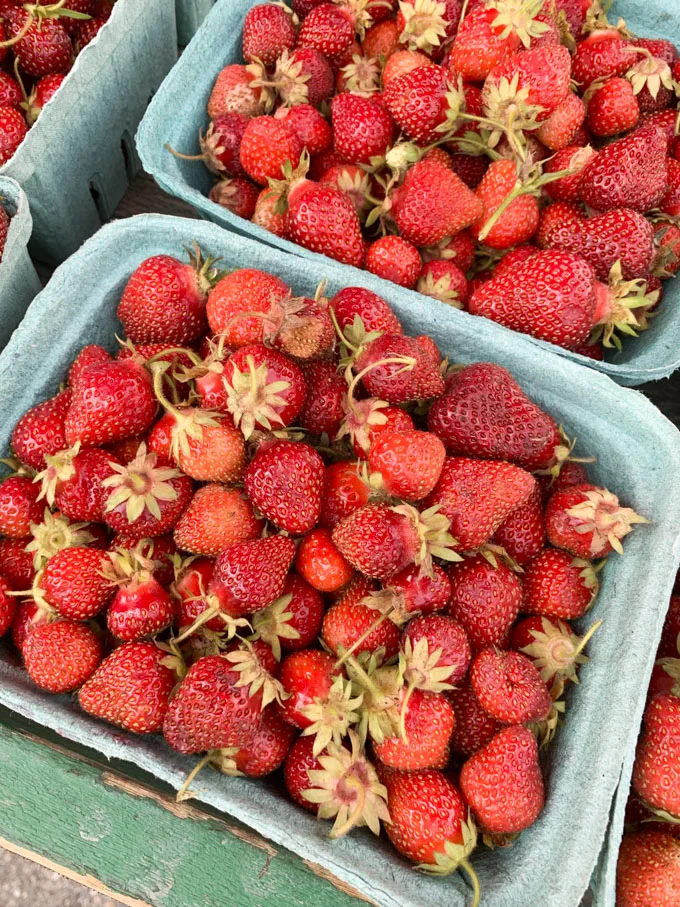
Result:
[0, 849, 118, 907]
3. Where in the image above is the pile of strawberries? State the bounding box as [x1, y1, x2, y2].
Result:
[0, 248, 647, 901]
[0, 0, 116, 165]
[616, 573, 680, 905]
[184, 0, 680, 358]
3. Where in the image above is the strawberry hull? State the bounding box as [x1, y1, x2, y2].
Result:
[137, 0, 680, 387]
[1, 215, 680, 907]
[0, 176, 41, 350]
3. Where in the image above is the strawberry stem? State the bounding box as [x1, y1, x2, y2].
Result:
[333, 609, 391, 669]
[572, 618, 602, 660]
[327, 777, 368, 839]
[460, 858, 481, 907]
[176, 752, 213, 802]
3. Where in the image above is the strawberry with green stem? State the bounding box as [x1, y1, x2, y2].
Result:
[251, 572, 324, 660]
[512, 615, 602, 688]
[103, 548, 176, 642]
[295, 527, 355, 593]
[24, 509, 96, 571]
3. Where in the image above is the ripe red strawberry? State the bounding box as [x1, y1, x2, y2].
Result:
[173, 484, 263, 556]
[536, 93, 586, 151]
[320, 461, 370, 529]
[36, 445, 114, 523]
[374, 688, 454, 770]
[23, 620, 102, 693]
[493, 481, 545, 567]
[388, 563, 451, 617]
[586, 76, 639, 137]
[22, 71, 64, 124]
[0, 574, 15, 637]
[340, 400, 415, 460]
[0, 105, 27, 163]
[578, 124, 668, 213]
[537, 205, 654, 281]
[382, 768, 478, 884]
[545, 483, 647, 557]
[252, 572, 324, 658]
[287, 180, 366, 268]
[295, 527, 354, 592]
[11, 389, 72, 470]
[383, 64, 447, 142]
[74, 11, 110, 50]
[155, 406, 245, 484]
[163, 654, 263, 754]
[331, 92, 394, 165]
[383, 47, 435, 84]
[65, 358, 157, 446]
[240, 116, 303, 186]
[483, 44, 571, 123]
[401, 614, 471, 686]
[633, 693, 680, 819]
[284, 733, 325, 810]
[245, 440, 324, 534]
[276, 104, 333, 158]
[660, 158, 680, 217]
[425, 457, 536, 550]
[522, 548, 599, 619]
[267, 46, 335, 109]
[572, 29, 636, 87]
[617, 831, 680, 907]
[322, 598, 401, 660]
[368, 430, 445, 501]
[78, 641, 176, 734]
[117, 253, 214, 344]
[40, 547, 113, 620]
[68, 344, 111, 387]
[421, 228, 476, 270]
[298, 3, 356, 59]
[417, 259, 469, 308]
[197, 113, 249, 179]
[460, 725, 545, 834]
[428, 363, 562, 470]
[0, 72, 22, 109]
[210, 704, 296, 778]
[449, 681, 503, 757]
[0, 537, 35, 588]
[107, 567, 175, 642]
[279, 648, 341, 723]
[298, 361, 345, 437]
[207, 65, 264, 119]
[212, 535, 296, 617]
[512, 614, 598, 687]
[354, 332, 444, 403]
[0, 476, 43, 538]
[206, 268, 290, 344]
[469, 249, 596, 349]
[242, 3, 297, 65]
[470, 647, 551, 724]
[11, 598, 50, 653]
[319, 163, 371, 216]
[470, 159, 539, 251]
[365, 236, 422, 289]
[4, 7, 72, 78]
[447, 554, 521, 651]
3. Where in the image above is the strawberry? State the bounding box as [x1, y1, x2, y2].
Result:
[0, 106, 27, 163]
[382, 768, 478, 886]
[396, 0, 460, 57]
[23, 620, 102, 694]
[284, 733, 325, 810]
[339, 400, 415, 460]
[446, 554, 521, 651]
[74, 12, 109, 50]
[578, 124, 668, 213]
[0, 476, 43, 538]
[492, 481, 545, 567]
[173, 484, 263, 556]
[537, 205, 654, 281]
[36, 445, 116, 523]
[262, 46, 335, 109]
[65, 358, 157, 446]
[616, 832, 680, 907]
[68, 344, 111, 387]
[163, 653, 263, 754]
[571, 30, 636, 87]
[253, 187, 290, 236]
[331, 92, 394, 165]
[198, 114, 249, 178]
[0, 537, 35, 588]
[374, 688, 454, 769]
[4, 6, 72, 78]
[512, 614, 598, 687]
[287, 180, 366, 268]
[368, 430, 445, 501]
[421, 229, 476, 269]
[211, 177, 260, 219]
[633, 38, 678, 66]
[401, 614, 471, 686]
[298, 3, 356, 59]
[483, 44, 571, 123]
[245, 440, 325, 534]
[261, 293, 335, 360]
[460, 725, 545, 834]
[106, 564, 175, 642]
[22, 72, 65, 124]
[11, 389, 72, 471]
[240, 116, 303, 186]
[252, 572, 324, 658]
[632, 693, 680, 820]
[299, 361, 346, 437]
[427, 363, 563, 471]
[470, 160, 539, 251]
[242, 3, 297, 65]
[365, 236, 422, 289]
[0, 574, 15, 637]
[447, 153, 489, 190]
[78, 641, 176, 734]
[545, 483, 648, 557]
[469, 249, 596, 349]
[354, 332, 444, 403]
[115, 535, 177, 588]
[322, 597, 401, 659]
[206, 268, 291, 345]
[208, 704, 296, 778]
[0, 72, 22, 109]
[417, 259, 468, 308]
[153, 406, 245, 484]
[626, 51, 675, 114]
[295, 526, 354, 592]
[11, 599, 50, 653]
[279, 649, 339, 726]
[383, 64, 447, 142]
[207, 65, 264, 119]
[362, 17, 399, 57]
[470, 647, 551, 724]
[276, 104, 333, 157]
[39, 547, 113, 620]
[449, 681, 503, 757]
[212, 535, 296, 617]
[319, 163, 372, 217]
[659, 595, 680, 659]
[320, 461, 370, 528]
[425, 457, 536, 551]
[660, 158, 680, 217]
[388, 563, 451, 617]
[392, 158, 483, 247]
[382, 48, 434, 85]
[585, 76, 639, 137]
[522, 548, 599, 619]
[536, 93, 586, 151]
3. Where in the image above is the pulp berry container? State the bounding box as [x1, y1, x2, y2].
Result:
[1, 214, 680, 907]
[175, 0, 214, 45]
[0, 176, 41, 350]
[136, 0, 680, 388]
[0, 0, 177, 266]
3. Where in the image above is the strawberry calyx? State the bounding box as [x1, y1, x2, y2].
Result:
[527, 690, 566, 748]
[340, 53, 381, 95]
[101, 441, 181, 526]
[303, 730, 391, 838]
[417, 815, 479, 896]
[398, 637, 454, 742]
[223, 353, 292, 440]
[393, 502, 462, 576]
[590, 262, 660, 350]
[25, 508, 94, 569]
[470, 543, 523, 573]
[417, 269, 464, 309]
[334, 0, 377, 40]
[250, 592, 300, 661]
[151, 361, 223, 460]
[35, 441, 81, 505]
[626, 50, 675, 99]
[481, 74, 545, 150]
[487, 0, 550, 47]
[398, 0, 448, 54]
[520, 617, 602, 685]
[224, 641, 288, 709]
[299, 675, 364, 756]
[248, 50, 309, 110]
[6, 568, 56, 618]
[656, 655, 680, 697]
[265, 151, 311, 216]
[331, 311, 384, 369]
[566, 489, 650, 556]
[344, 653, 402, 744]
[155, 638, 188, 680]
[336, 396, 389, 453]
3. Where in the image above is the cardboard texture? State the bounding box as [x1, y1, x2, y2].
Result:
[0, 0, 177, 266]
[0, 176, 41, 350]
[136, 0, 680, 388]
[175, 0, 214, 45]
[1, 215, 680, 907]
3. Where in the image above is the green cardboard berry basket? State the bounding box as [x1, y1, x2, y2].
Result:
[1, 214, 680, 907]
[0, 176, 41, 350]
[0, 0, 177, 266]
[175, 0, 214, 45]
[136, 0, 680, 388]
